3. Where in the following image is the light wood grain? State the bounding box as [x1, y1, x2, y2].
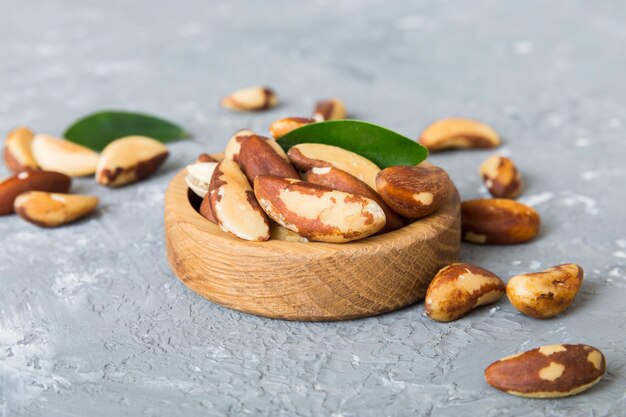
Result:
[165, 169, 460, 321]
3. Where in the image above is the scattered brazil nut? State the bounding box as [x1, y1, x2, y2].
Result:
[375, 165, 450, 219]
[485, 344, 605, 398]
[220, 86, 277, 112]
[419, 118, 501, 151]
[479, 155, 523, 198]
[0, 170, 71, 215]
[209, 160, 270, 241]
[31, 134, 99, 177]
[95, 136, 169, 187]
[3, 127, 38, 173]
[313, 98, 347, 121]
[306, 166, 404, 233]
[14, 191, 99, 228]
[287, 143, 381, 189]
[425, 263, 505, 322]
[254, 175, 386, 243]
[237, 135, 299, 183]
[507, 264, 583, 319]
[185, 161, 218, 198]
[461, 198, 540, 244]
[269, 117, 316, 139]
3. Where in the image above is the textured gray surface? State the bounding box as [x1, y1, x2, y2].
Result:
[1, 1, 625, 416]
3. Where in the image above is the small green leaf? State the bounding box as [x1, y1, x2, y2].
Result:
[64, 110, 189, 151]
[277, 120, 428, 168]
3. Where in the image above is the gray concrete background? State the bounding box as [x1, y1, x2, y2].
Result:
[1, 1, 625, 416]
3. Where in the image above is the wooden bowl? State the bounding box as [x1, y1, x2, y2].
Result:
[165, 169, 460, 321]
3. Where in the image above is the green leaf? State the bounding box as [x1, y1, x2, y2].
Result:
[277, 120, 428, 168]
[63, 110, 189, 151]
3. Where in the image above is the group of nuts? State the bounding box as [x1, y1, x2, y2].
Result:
[216, 88, 604, 398]
[1, 127, 168, 227]
[188, 94, 451, 243]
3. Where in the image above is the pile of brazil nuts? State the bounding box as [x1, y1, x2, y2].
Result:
[216, 86, 606, 398]
[1, 128, 169, 227]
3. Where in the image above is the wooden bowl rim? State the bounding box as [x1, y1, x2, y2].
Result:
[166, 169, 459, 253]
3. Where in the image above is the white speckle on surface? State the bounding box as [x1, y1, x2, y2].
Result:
[613, 250, 626, 259]
[529, 261, 542, 270]
[581, 169, 626, 181]
[574, 137, 591, 147]
[513, 40, 535, 55]
[519, 192, 555, 207]
[561, 194, 600, 215]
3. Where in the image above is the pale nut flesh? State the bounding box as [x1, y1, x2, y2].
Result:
[3, 126, 38, 173]
[14, 191, 99, 228]
[31, 134, 100, 177]
[96, 136, 169, 187]
[237, 135, 299, 183]
[224, 129, 289, 163]
[287, 143, 380, 189]
[269, 117, 316, 139]
[485, 344, 605, 398]
[185, 161, 218, 198]
[270, 222, 308, 243]
[306, 166, 404, 233]
[425, 263, 505, 322]
[506, 263, 583, 319]
[313, 98, 347, 121]
[419, 118, 501, 151]
[461, 198, 540, 244]
[376, 165, 451, 219]
[479, 155, 523, 198]
[0, 170, 71, 215]
[220, 86, 277, 112]
[254, 176, 386, 243]
[209, 159, 270, 241]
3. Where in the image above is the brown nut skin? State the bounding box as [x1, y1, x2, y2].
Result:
[419, 118, 501, 151]
[313, 98, 347, 121]
[479, 155, 523, 198]
[237, 135, 299, 184]
[425, 263, 505, 322]
[287, 143, 380, 189]
[209, 160, 270, 241]
[3, 127, 38, 173]
[306, 166, 404, 233]
[220, 86, 277, 112]
[224, 129, 290, 164]
[461, 198, 540, 244]
[197, 153, 219, 163]
[375, 165, 451, 219]
[199, 193, 217, 224]
[269, 117, 316, 139]
[0, 170, 71, 215]
[485, 344, 605, 398]
[507, 264, 583, 319]
[14, 191, 99, 228]
[254, 176, 386, 243]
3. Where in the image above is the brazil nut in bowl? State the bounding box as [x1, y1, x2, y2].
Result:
[164, 119, 461, 321]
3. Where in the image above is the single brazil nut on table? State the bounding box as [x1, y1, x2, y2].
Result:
[3, 126, 39, 173]
[424, 263, 505, 322]
[185, 161, 218, 198]
[306, 166, 404, 233]
[507, 263, 583, 319]
[484, 344, 605, 398]
[224, 129, 289, 163]
[419, 118, 501, 151]
[287, 143, 381, 189]
[0, 170, 71, 215]
[312, 98, 347, 121]
[237, 135, 300, 183]
[14, 191, 99, 228]
[269, 117, 316, 139]
[31, 134, 100, 177]
[254, 175, 386, 243]
[461, 198, 540, 244]
[209, 159, 270, 241]
[95, 136, 169, 187]
[375, 165, 451, 219]
[220, 86, 277, 112]
[479, 155, 523, 198]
